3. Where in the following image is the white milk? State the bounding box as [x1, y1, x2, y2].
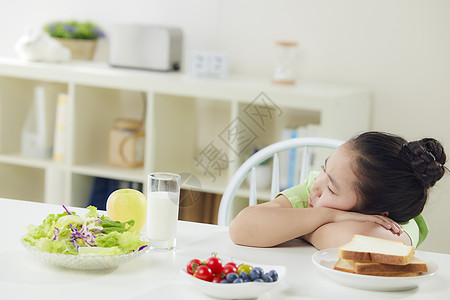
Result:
[147, 191, 179, 242]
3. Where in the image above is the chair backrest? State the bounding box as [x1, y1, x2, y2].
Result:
[217, 137, 344, 226]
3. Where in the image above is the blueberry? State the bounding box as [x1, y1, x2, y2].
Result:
[220, 279, 230, 283]
[268, 270, 278, 282]
[250, 268, 263, 281]
[261, 274, 274, 282]
[233, 278, 244, 284]
[239, 272, 250, 281]
[253, 278, 264, 282]
[226, 272, 239, 282]
[243, 278, 251, 282]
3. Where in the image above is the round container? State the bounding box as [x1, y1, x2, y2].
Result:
[109, 119, 145, 168]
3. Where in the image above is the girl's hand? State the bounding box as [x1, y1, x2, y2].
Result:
[332, 210, 403, 235]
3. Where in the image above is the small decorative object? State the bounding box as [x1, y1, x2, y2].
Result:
[21, 85, 56, 158]
[187, 51, 228, 78]
[15, 29, 71, 62]
[272, 41, 298, 85]
[44, 20, 105, 60]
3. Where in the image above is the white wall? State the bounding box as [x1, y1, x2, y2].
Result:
[1, 0, 449, 253]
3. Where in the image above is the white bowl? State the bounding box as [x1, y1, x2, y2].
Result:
[181, 257, 286, 299]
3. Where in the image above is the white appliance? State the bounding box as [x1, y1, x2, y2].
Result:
[110, 24, 182, 72]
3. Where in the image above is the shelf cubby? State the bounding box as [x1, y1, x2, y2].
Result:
[0, 163, 45, 202]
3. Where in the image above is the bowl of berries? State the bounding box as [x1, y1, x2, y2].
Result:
[181, 253, 286, 299]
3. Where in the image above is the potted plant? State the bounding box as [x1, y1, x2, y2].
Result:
[44, 20, 105, 60]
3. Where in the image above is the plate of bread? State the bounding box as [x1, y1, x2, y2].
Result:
[312, 235, 438, 291]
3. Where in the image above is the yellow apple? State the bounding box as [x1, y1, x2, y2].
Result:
[106, 189, 147, 232]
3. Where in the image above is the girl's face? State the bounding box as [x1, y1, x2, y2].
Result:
[308, 143, 359, 211]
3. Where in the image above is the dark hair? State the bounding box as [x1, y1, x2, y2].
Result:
[348, 131, 447, 223]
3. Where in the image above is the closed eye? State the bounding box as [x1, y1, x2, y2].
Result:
[327, 186, 336, 195]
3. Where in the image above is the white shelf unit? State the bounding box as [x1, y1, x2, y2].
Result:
[0, 58, 371, 218]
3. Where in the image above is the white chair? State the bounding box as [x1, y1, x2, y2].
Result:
[217, 137, 344, 226]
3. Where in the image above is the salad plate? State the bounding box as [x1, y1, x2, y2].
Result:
[312, 248, 438, 291]
[181, 257, 286, 299]
[20, 205, 149, 270]
[21, 237, 148, 270]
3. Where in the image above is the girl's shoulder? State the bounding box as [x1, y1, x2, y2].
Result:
[277, 171, 319, 208]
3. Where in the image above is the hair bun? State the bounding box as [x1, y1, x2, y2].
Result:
[401, 138, 446, 188]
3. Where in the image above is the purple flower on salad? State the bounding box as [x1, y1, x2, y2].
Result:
[52, 227, 60, 241]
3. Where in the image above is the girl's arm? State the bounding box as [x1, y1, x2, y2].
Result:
[229, 195, 402, 247]
[303, 220, 412, 250]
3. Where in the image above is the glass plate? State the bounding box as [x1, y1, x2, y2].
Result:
[181, 256, 286, 299]
[21, 237, 148, 270]
[312, 248, 438, 291]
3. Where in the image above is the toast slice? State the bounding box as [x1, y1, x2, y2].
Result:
[334, 257, 357, 273]
[349, 256, 428, 274]
[334, 258, 422, 277]
[338, 235, 414, 265]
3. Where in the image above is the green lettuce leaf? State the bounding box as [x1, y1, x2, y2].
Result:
[101, 217, 135, 234]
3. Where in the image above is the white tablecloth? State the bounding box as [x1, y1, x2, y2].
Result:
[1, 198, 449, 300]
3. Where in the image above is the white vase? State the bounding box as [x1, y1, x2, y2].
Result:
[246, 165, 272, 189]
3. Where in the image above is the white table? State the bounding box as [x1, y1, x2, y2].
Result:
[1, 198, 449, 300]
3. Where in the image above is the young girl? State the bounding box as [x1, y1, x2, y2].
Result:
[229, 131, 447, 250]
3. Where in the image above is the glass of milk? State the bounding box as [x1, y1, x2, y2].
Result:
[147, 172, 181, 250]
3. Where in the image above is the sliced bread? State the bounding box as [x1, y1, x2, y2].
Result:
[338, 234, 414, 265]
[334, 258, 421, 277]
[349, 256, 428, 274]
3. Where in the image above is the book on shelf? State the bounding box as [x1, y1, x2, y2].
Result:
[53, 93, 69, 162]
[279, 124, 320, 190]
[279, 128, 297, 190]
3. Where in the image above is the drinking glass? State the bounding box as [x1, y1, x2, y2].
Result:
[147, 172, 181, 250]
